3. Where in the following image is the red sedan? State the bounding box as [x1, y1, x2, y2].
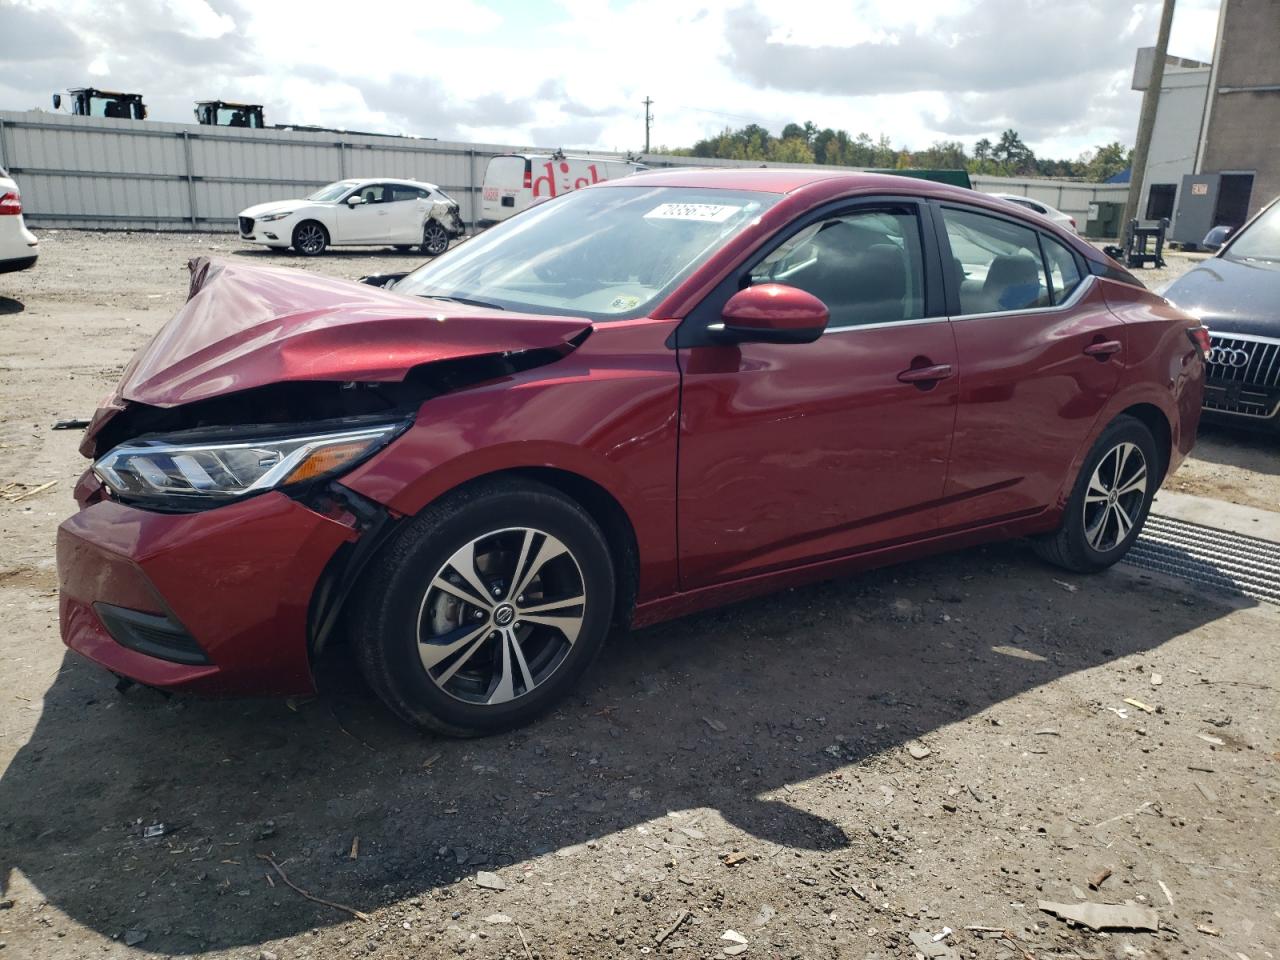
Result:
[58, 170, 1206, 735]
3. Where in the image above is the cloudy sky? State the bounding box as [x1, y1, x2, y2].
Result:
[2, 0, 1222, 159]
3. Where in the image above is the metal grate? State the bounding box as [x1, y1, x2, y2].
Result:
[1205, 333, 1280, 389]
[1124, 513, 1280, 605]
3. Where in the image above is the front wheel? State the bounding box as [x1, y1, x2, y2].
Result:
[354, 479, 615, 736]
[292, 221, 328, 256]
[421, 220, 451, 257]
[1033, 415, 1159, 573]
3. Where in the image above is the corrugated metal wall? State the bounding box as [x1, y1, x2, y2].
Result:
[0, 110, 1129, 233]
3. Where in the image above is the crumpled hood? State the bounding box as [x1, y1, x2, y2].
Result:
[1162, 255, 1280, 338]
[239, 198, 311, 219]
[79, 258, 592, 456]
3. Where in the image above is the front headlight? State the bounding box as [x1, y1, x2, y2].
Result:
[257, 211, 293, 222]
[93, 422, 402, 506]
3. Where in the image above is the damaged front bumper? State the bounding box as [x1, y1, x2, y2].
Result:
[57, 479, 364, 696]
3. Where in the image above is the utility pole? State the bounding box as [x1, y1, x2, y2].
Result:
[642, 97, 653, 154]
[1123, 0, 1176, 228]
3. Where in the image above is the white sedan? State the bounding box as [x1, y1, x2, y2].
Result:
[985, 193, 1077, 233]
[238, 178, 465, 256]
[1, 167, 39, 275]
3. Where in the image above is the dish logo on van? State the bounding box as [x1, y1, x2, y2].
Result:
[531, 161, 604, 199]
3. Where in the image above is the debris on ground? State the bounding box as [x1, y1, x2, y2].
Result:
[1124, 697, 1157, 713]
[122, 929, 148, 947]
[483, 913, 512, 924]
[702, 716, 728, 733]
[475, 871, 508, 891]
[1037, 900, 1159, 932]
[655, 910, 690, 945]
[1087, 867, 1112, 890]
[909, 928, 960, 959]
[907, 741, 932, 760]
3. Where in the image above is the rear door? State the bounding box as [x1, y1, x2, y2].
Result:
[933, 203, 1124, 531]
[677, 198, 959, 588]
[482, 156, 526, 222]
[386, 184, 430, 242]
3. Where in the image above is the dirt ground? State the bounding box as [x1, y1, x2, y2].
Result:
[0, 232, 1277, 960]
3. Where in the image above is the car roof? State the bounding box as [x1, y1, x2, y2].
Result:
[348, 177, 439, 190]
[602, 167, 985, 202]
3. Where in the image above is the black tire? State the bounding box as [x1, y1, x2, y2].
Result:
[291, 221, 328, 256]
[1033, 415, 1159, 573]
[421, 220, 451, 257]
[353, 479, 615, 736]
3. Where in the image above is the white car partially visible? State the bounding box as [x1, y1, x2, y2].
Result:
[0, 168, 39, 275]
[238, 178, 465, 257]
[986, 193, 1077, 233]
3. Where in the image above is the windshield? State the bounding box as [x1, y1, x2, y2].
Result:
[394, 185, 778, 320]
[307, 180, 360, 202]
[1224, 200, 1280, 263]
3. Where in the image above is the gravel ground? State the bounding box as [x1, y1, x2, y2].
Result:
[0, 232, 1276, 960]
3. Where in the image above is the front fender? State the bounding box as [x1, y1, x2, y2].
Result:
[339, 321, 682, 601]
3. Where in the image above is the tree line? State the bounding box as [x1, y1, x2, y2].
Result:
[660, 122, 1131, 182]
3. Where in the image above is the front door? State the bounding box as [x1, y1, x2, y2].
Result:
[335, 183, 394, 243]
[677, 201, 958, 588]
[933, 203, 1124, 531]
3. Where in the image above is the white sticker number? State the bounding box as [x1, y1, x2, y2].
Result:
[644, 203, 742, 223]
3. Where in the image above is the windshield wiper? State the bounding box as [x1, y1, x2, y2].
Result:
[418, 294, 505, 310]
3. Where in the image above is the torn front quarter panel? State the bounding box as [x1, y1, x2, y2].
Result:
[79, 257, 592, 457]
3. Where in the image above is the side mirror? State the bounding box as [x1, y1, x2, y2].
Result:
[714, 284, 829, 345]
[1201, 224, 1232, 252]
[346, 195, 365, 206]
[51, 93, 62, 110]
[358, 272, 409, 289]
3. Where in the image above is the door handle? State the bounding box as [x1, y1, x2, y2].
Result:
[1083, 339, 1122, 359]
[897, 363, 953, 384]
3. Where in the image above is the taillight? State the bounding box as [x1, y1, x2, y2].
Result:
[1187, 326, 1211, 360]
[1069, 216, 1077, 229]
[522, 168, 532, 189]
[0, 191, 20, 216]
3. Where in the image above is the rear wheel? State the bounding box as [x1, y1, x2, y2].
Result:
[1033, 415, 1159, 573]
[422, 220, 451, 257]
[354, 479, 615, 736]
[292, 221, 328, 256]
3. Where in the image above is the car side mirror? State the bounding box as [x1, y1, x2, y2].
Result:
[51, 93, 62, 110]
[713, 284, 829, 345]
[346, 195, 364, 206]
[1201, 224, 1232, 252]
[358, 272, 409, 289]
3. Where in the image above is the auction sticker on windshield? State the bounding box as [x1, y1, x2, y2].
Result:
[644, 203, 742, 222]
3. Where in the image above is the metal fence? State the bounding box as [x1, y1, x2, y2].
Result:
[0, 110, 1129, 233]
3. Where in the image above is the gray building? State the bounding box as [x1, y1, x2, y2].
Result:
[1132, 0, 1280, 243]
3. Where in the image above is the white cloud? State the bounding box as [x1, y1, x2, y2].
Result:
[0, 0, 1225, 162]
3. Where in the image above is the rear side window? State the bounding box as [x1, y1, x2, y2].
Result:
[1042, 235, 1084, 303]
[750, 208, 926, 328]
[942, 208, 1049, 314]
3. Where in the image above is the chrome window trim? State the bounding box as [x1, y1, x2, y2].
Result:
[824, 315, 950, 335]
[1206, 330, 1280, 346]
[946, 272, 1096, 323]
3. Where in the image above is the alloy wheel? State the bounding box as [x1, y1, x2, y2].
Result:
[295, 223, 326, 255]
[1082, 441, 1147, 552]
[417, 527, 586, 705]
[423, 223, 449, 256]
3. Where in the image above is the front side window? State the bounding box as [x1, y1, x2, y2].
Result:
[1042, 235, 1084, 303]
[750, 208, 926, 328]
[357, 184, 391, 204]
[942, 208, 1049, 314]
[394, 186, 778, 321]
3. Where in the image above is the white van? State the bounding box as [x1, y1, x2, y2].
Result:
[480, 153, 647, 226]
